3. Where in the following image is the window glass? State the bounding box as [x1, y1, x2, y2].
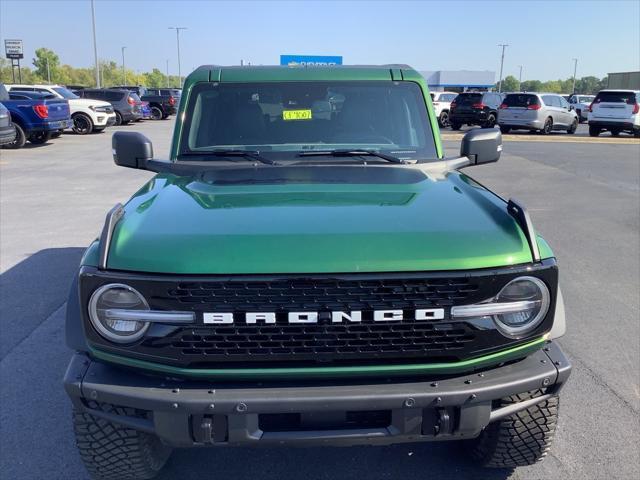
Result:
[593, 91, 637, 104]
[180, 81, 437, 161]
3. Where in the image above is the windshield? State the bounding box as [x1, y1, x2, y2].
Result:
[179, 81, 437, 162]
[53, 87, 79, 99]
[593, 91, 637, 104]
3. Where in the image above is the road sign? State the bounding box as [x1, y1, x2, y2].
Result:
[5, 39, 23, 59]
[280, 55, 343, 67]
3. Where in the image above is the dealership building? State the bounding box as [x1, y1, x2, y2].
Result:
[419, 70, 496, 92]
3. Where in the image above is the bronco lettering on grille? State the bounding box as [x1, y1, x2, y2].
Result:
[202, 309, 445, 325]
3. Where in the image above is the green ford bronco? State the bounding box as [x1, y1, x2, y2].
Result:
[64, 65, 571, 479]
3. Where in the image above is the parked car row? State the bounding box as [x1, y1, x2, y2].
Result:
[437, 89, 639, 137]
[0, 83, 180, 149]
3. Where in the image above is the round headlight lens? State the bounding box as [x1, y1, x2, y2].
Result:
[88, 283, 150, 343]
[493, 276, 550, 337]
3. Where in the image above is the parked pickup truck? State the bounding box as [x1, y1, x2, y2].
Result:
[114, 85, 178, 120]
[0, 83, 71, 148]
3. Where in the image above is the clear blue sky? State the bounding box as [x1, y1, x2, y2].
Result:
[1, 0, 639, 81]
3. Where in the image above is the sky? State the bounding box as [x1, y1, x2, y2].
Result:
[1, 0, 639, 81]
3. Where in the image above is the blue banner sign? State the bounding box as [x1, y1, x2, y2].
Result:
[280, 55, 343, 67]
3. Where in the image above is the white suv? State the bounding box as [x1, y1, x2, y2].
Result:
[588, 89, 640, 137]
[6, 84, 116, 135]
[430, 91, 457, 127]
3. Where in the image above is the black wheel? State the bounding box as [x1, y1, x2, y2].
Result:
[540, 117, 552, 135]
[484, 113, 496, 128]
[576, 109, 584, 122]
[610, 129, 621, 137]
[3, 123, 26, 149]
[114, 111, 123, 126]
[438, 110, 450, 128]
[72, 113, 94, 135]
[29, 131, 52, 144]
[469, 390, 559, 468]
[151, 106, 163, 120]
[499, 125, 511, 134]
[450, 122, 462, 131]
[567, 118, 578, 134]
[589, 125, 601, 137]
[161, 114, 170, 120]
[93, 127, 106, 133]
[634, 130, 640, 138]
[73, 404, 172, 480]
[51, 130, 63, 138]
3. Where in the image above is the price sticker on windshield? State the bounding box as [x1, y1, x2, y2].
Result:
[283, 109, 312, 121]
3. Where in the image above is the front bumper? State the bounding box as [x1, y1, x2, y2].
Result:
[64, 341, 571, 448]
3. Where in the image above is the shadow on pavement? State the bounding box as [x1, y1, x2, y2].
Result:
[159, 443, 514, 480]
[0, 247, 84, 359]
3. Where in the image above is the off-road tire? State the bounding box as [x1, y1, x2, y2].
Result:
[470, 390, 559, 468]
[4, 123, 27, 149]
[73, 405, 172, 480]
[589, 125, 601, 137]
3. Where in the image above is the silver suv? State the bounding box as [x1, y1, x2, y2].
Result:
[498, 93, 579, 134]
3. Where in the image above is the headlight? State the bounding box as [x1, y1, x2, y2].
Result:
[88, 283, 150, 343]
[88, 105, 96, 112]
[451, 276, 550, 338]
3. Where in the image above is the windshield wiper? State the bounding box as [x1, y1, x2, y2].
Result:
[297, 149, 407, 164]
[181, 150, 277, 165]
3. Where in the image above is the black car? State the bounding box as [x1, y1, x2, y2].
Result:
[113, 85, 178, 120]
[76, 88, 141, 126]
[449, 91, 503, 130]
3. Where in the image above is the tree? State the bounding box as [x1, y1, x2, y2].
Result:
[33, 47, 60, 83]
[500, 75, 520, 92]
[575, 76, 601, 94]
[142, 68, 166, 88]
[520, 80, 543, 92]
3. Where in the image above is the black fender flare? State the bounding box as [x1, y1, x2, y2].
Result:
[65, 273, 89, 351]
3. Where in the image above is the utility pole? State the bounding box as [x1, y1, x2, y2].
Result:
[518, 65, 523, 91]
[46, 57, 51, 83]
[168, 27, 187, 87]
[497, 44, 509, 93]
[166, 59, 170, 87]
[90, 0, 100, 87]
[121, 46, 126, 85]
[572, 58, 578, 93]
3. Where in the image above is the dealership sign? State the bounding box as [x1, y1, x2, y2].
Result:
[280, 55, 343, 67]
[4, 39, 23, 59]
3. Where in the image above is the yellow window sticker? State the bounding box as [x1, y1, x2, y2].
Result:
[283, 109, 312, 121]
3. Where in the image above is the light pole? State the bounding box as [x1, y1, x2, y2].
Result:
[121, 46, 126, 85]
[518, 65, 523, 91]
[166, 59, 170, 87]
[168, 27, 187, 87]
[497, 44, 509, 93]
[572, 58, 578, 93]
[46, 57, 51, 83]
[90, 0, 100, 87]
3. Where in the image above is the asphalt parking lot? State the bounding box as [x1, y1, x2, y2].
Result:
[1, 120, 639, 480]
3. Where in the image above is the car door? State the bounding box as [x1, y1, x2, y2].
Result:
[541, 95, 559, 127]
[558, 96, 574, 125]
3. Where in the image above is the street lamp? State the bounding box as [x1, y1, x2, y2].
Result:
[168, 27, 187, 88]
[121, 46, 126, 85]
[572, 58, 578, 93]
[518, 65, 523, 92]
[497, 44, 509, 93]
[166, 59, 170, 87]
[90, 0, 100, 87]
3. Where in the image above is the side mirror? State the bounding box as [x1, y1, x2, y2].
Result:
[112, 131, 153, 169]
[460, 128, 502, 165]
[569, 105, 574, 111]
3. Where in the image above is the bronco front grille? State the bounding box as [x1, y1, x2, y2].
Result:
[80, 264, 557, 369]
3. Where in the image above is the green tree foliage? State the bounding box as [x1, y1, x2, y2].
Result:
[500, 75, 520, 92]
[33, 47, 60, 82]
